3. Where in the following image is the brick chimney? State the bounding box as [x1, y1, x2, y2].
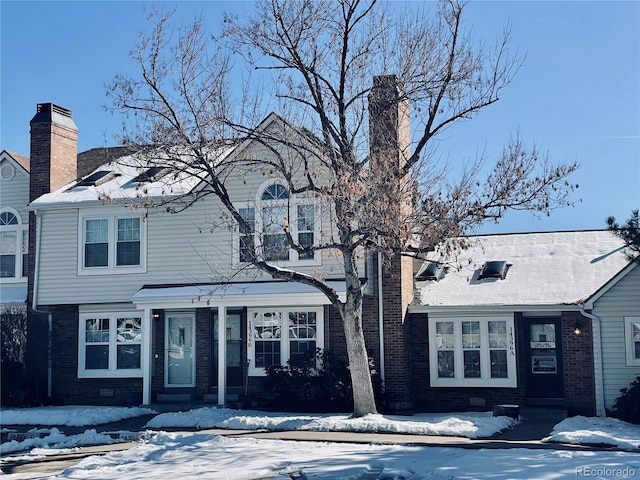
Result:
[26, 103, 78, 401]
[29, 103, 78, 202]
[27, 103, 78, 308]
[368, 75, 410, 174]
[368, 75, 414, 414]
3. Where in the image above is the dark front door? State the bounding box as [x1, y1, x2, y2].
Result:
[211, 311, 244, 390]
[524, 318, 564, 404]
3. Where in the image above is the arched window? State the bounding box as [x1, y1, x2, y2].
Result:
[261, 183, 290, 261]
[0, 210, 27, 279]
[0, 212, 19, 225]
[237, 182, 317, 263]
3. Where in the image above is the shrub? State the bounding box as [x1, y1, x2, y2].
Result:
[1, 303, 39, 406]
[611, 374, 640, 424]
[263, 349, 351, 412]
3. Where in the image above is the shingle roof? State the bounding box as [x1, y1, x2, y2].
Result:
[3, 150, 30, 172]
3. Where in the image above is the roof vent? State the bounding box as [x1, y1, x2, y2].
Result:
[478, 260, 509, 280]
[77, 170, 117, 187]
[416, 261, 445, 281]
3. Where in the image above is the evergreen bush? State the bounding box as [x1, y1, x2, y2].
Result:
[611, 374, 640, 425]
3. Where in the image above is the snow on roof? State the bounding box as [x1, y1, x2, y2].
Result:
[133, 280, 347, 307]
[29, 145, 236, 208]
[416, 230, 629, 308]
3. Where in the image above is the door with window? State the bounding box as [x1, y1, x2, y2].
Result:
[165, 313, 195, 387]
[524, 318, 564, 403]
[212, 311, 244, 390]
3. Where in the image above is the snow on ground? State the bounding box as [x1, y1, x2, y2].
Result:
[1, 406, 155, 427]
[2, 406, 640, 479]
[146, 407, 514, 438]
[549, 416, 640, 450]
[45, 435, 640, 479]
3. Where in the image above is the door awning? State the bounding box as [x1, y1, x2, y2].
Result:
[132, 280, 346, 309]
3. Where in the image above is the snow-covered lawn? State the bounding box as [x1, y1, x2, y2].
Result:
[2, 406, 639, 479]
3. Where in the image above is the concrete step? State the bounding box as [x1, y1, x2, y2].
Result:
[156, 393, 192, 403]
[520, 406, 568, 422]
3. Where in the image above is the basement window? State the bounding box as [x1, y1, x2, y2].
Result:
[77, 170, 116, 187]
[416, 261, 445, 281]
[478, 260, 509, 280]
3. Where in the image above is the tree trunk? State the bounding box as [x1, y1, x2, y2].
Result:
[341, 252, 378, 418]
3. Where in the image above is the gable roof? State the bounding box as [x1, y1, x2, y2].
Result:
[582, 260, 639, 309]
[413, 230, 629, 310]
[29, 113, 327, 210]
[1, 150, 30, 174]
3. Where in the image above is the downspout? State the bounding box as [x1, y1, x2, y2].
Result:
[377, 250, 385, 384]
[31, 210, 52, 399]
[580, 305, 605, 417]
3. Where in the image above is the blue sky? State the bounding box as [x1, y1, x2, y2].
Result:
[1, 1, 638, 234]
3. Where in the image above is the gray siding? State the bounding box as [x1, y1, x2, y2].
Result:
[0, 158, 29, 221]
[36, 174, 350, 305]
[593, 265, 640, 411]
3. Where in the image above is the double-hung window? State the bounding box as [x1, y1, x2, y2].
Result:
[428, 316, 517, 387]
[235, 182, 319, 265]
[248, 307, 323, 375]
[79, 211, 146, 275]
[624, 317, 640, 367]
[78, 312, 143, 378]
[0, 210, 28, 280]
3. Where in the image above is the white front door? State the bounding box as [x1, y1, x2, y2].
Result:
[165, 313, 195, 387]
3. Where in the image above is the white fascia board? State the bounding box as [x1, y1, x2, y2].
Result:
[408, 303, 582, 315]
[132, 281, 345, 310]
[582, 261, 638, 310]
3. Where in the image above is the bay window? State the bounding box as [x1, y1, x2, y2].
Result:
[429, 316, 517, 387]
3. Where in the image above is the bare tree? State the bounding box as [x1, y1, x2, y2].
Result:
[106, 0, 578, 417]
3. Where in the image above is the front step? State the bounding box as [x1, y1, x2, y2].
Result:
[156, 393, 193, 403]
[520, 406, 568, 422]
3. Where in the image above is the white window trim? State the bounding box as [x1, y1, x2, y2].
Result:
[0, 208, 28, 283]
[232, 180, 322, 267]
[624, 316, 640, 367]
[247, 306, 324, 376]
[77, 209, 147, 275]
[78, 311, 143, 378]
[428, 315, 517, 388]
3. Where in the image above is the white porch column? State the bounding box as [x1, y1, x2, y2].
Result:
[141, 308, 152, 405]
[217, 305, 227, 406]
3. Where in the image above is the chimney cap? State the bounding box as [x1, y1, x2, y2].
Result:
[30, 103, 77, 131]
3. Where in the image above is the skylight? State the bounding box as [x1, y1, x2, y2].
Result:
[132, 166, 169, 183]
[416, 261, 445, 281]
[478, 260, 509, 280]
[77, 170, 115, 187]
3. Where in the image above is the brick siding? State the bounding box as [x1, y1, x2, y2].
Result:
[561, 311, 595, 416]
